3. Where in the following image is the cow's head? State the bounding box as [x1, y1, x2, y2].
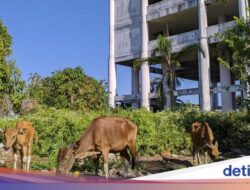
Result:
[207, 140, 220, 161]
[3, 128, 17, 151]
[56, 145, 77, 175]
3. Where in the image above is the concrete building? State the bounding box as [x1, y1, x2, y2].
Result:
[108, 0, 249, 111]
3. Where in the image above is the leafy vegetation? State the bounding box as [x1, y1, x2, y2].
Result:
[0, 19, 25, 114]
[0, 107, 249, 170]
[27, 67, 108, 111]
[218, 17, 250, 83]
[217, 16, 250, 105]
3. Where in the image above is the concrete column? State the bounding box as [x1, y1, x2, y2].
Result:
[132, 68, 140, 108]
[218, 15, 234, 111]
[246, 0, 249, 19]
[238, 0, 247, 19]
[198, 0, 211, 111]
[108, 0, 116, 108]
[238, 0, 250, 101]
[141, 0, 150, 110]
[220, 64, 234, 111]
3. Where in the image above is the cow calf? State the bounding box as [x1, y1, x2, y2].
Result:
[1, 120, 39, 170]
[191, 122, 220, 165]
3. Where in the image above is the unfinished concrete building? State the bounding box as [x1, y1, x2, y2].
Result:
[108, 0, 249, 111]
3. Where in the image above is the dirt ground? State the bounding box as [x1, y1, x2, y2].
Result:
[73, 154, 219, 178]
[0, 149, 242, 179]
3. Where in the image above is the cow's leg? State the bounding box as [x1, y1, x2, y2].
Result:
[13, 150, 18, 170]
[127, 143, 137, 170]
[101, 148, 110, 179]
[192, 146, 196, 165]
[22, 145, 28, 170]
[120, 149, 131, 175]
[193, 147, 199, 165]
[93, 155, 100, 176]
[197, 149, 203, 165]
[20, 149, 24, 169]
[27, 142, 32, 171]
[204, 151, 208, 164]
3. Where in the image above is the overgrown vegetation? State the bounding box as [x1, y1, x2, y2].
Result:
[0, 19, 25, 114]
[218, 17, 250, 84]
[0, 19, 107, 115]
[27, 67, 108, 111]
[0, 107, 249, 170]
[217, 16, 250, 106]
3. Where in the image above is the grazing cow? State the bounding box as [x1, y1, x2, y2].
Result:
[57, 116, 138, 178]
[1, 120, 39, 170]
[191, 122, 219, 165]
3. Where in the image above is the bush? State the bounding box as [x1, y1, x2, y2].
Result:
[0, 106, 249, 170]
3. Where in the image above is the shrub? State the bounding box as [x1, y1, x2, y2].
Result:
[0, 106, 249, 170]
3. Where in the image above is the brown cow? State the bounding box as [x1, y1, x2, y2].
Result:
[191, 122, 219, 165]
[1, 120, 38, 170]
[57, 116, 138, 178]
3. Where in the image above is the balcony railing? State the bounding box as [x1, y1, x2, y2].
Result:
[148, 21, 235, 54]
[147, 0, 197, 21]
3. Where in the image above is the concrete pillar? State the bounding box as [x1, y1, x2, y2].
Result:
[198, 0, 211, 111]
[220, 64, 234, 111]
[238, 0, 250, 101]
[246, 0, 249, 19]
[141, 0, 150, 110]
[108, 0, 116, 108]
[218, 15, 234, 111]
[238, 0, 247, 19]
[132, 68, 140, 108]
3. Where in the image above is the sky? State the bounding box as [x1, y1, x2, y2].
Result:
[0, 0, 199, 104]
[0, 0, 116, 87]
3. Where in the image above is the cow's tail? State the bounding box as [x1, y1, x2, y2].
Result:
[125, 118, 138, 168]
[34, 131, 42, 150]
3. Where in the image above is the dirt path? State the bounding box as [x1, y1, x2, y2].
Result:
[1, 149, 237, 179]
[138, 155, 193, 175]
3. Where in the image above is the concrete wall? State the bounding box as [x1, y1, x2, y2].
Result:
[148, 21, 235, 54]
[147, 0, 197, 21]
[115, 0, 142, 62]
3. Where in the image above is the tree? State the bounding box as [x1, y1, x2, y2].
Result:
[0, 19, 25, 115]
[28, 67, 108, 111]
[217, 17, 250, 83]
[217, 16, 250, 106]
[134, 35, 201, 110]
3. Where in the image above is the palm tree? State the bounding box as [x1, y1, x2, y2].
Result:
[134, 35, 203, 110]
[134, 0, 230, 110]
